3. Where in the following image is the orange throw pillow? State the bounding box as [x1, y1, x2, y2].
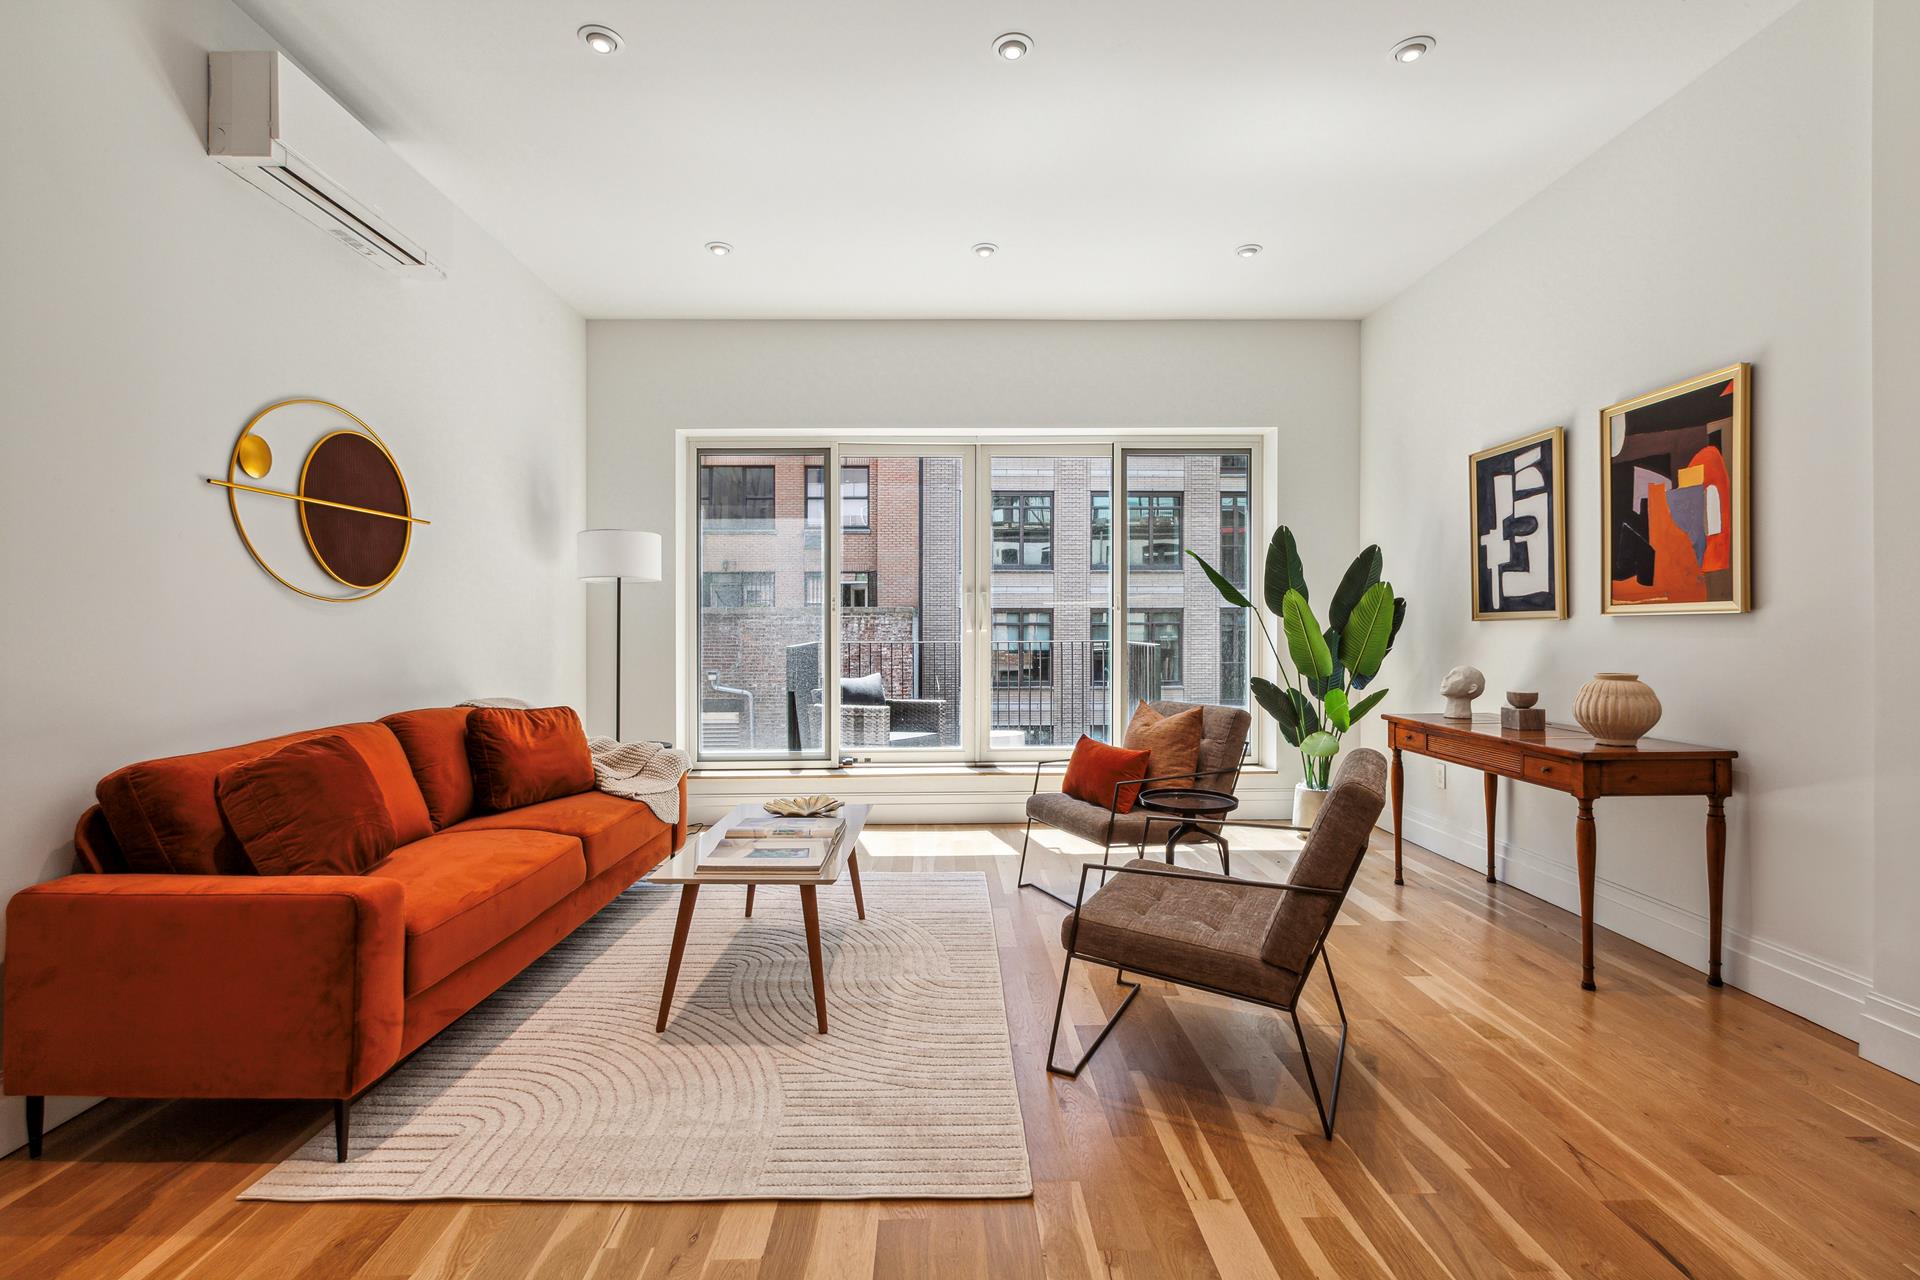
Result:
[1062, 735, 1152, 813]
[1124, 702, 1204, 786]
[216, 734, 399, 876]
[466, 706, 595, 811]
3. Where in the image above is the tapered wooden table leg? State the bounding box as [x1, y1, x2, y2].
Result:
[1576, 799, 1597, 991]
[1706, 796, 1726, 987]
[1391, 747, 1406, 885]
[799, 885, 828, 1033]
[744, 884, 755, 918]
[656, 884, 700, 1032]
[1484, 771, 1498, 883]
[846, 847, 865, 921]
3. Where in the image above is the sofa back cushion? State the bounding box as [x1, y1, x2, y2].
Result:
[466, 706, 595, 811]
[381, 707, 477, 830]
[216, 734, 400, 875]
[96, 721, 432, 876]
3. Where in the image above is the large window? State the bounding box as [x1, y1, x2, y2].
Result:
[992, 492, 1053, 569]
[1129, 609, 1183, 687]
[1128, 493, 1183, 569]
[993, 609, 1052, 687]
[1219, 493, 1249, 589]
[1090, 491, 1111, 572]
[700, 464, 775, 526]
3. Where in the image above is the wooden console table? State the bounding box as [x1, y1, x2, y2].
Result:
[1382, 713, 1735, 992]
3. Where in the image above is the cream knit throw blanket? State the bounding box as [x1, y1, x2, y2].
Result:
[458, 699, 690, 825]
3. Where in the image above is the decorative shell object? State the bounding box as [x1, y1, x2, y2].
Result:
[764, 795, 844, 817]
[1573, 673, 1663, 747]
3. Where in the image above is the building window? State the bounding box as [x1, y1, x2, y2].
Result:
[701, 570, 776, 608]
[804, 466, 825, 526]
[1221, 452, 1250, 477]
[840, 570, 876, 608]
[1219, 492, 1249, 589]
[1090, 608, 1110, 687]
[1090, 491, 1111, 572]
[1219, 607, 1247, 707]
[804, 570, 824, 605]
[993, 609, 1052, 686]
[1129, 609, 1183, 686]
[992, 492, 1053, 569]
[699, 464, 775, 525]
[841, 465, 870, 530]
[1128, 493, 1183, 570]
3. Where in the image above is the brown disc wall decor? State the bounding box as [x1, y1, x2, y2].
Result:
[205, 399, 429, 603]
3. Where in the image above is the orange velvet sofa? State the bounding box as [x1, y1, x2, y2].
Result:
[3, 707, 686, 1161]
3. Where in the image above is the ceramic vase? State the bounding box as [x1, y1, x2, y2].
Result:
[1572, 673, 1663, 747]
[1292, 781, 1330, 828]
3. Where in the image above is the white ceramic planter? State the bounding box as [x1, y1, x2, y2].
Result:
[1292, 781, 1330, 828]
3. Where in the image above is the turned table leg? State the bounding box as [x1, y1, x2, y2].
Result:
[1706, 796, 1726, 987]
[799, 884, 828, 1033]
[1391, 747, 1405, 885]
[656, 884, 701, 1032]
[1576, 799, 1597, 991]
[1484, 772, 1498, 883]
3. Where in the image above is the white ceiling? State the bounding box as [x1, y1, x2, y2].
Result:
[238, 0, 1798, 319]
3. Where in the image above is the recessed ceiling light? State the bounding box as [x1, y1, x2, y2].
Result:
[993, 32, 1033, 61]
[578, 25, 622, 54]
[705, 241, 733, 256]
[1390, 35, 1434, 64]
[972, 242, 998, 258]
[1236, 244, 1262, 258]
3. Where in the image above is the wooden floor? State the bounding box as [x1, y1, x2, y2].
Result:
[5, 824, 1919, 1279]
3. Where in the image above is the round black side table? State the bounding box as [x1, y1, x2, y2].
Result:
[1136, 787, 1239, 875]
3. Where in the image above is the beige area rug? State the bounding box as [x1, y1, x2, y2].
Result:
[242, 872, 1030, 1201]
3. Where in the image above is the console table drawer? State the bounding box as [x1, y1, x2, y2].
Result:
[1429, 735, 1522, 777]
[1392, 725, 1427, 752]
[1523, 755, 1574, 788]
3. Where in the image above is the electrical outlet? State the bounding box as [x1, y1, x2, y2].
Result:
[1435, 763, 1448, 789]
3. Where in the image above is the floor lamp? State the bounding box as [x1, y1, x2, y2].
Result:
[577, 529, 662, 741]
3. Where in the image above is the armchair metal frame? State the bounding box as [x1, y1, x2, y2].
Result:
[1016, 756, 1248, 909]
[1043, 860, 1357, 1140]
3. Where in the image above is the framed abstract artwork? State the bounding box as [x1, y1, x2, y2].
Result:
[1470, 426, 1567, 620]
[1600, 364, 1751, 614]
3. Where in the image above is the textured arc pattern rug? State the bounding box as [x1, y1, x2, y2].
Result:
[242, 872, 1030, 1201]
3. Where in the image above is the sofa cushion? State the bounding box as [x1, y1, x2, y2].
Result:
[381, 707, 477, 829]
[1062, 859, 1301, 1006]
[841, 672, 886, 706]
[97, 722, 433, 876]
[448, 791, 668, 878]
[1061, 735, 1152, 813]
[466, 707, 595, 812]
[367, 830, 585, 995]
[216, 734, 399, 876]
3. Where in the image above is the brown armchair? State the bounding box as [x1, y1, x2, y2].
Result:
[1016, 701, 1253, 907]
[1045, 748, 1387, 1139]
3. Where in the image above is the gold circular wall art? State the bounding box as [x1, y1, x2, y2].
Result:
[207, 399, 429, 602]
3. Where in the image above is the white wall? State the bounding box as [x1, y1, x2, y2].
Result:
[1359, 0, 1879, 1042]
[586, 319, 1360, 817]
[0, 0, 586, 1149]
[1864, 0, 1920, 1080]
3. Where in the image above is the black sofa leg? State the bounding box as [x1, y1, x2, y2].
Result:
[25, 1096, 44, 1158]
[334, 1098, 350, 1163]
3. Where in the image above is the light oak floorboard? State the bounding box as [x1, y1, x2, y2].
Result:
[4, 824, 1917, 1278]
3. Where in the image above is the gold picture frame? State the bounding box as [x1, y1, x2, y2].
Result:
[1470, 426, 1568, 620]
[1599, 364, 1751, 615]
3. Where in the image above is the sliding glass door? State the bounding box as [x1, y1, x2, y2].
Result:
[689, 438, 1260, 766]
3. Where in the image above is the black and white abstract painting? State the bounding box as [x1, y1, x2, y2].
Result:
[1470, 427, 1567, 620]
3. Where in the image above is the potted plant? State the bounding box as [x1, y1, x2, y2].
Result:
[1188, 528, 1405, 826]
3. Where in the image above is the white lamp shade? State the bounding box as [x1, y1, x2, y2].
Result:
[577, 529, 662, 582]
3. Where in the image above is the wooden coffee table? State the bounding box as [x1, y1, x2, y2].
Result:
[646, 802, 871, 1034]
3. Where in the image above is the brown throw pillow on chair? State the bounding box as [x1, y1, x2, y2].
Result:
[216, 734, 399, 876]
[1123, 703, 1204, 786]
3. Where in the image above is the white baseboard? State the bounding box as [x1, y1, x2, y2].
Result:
[0, 1091, 98, 1160]
[1859, 993, 1920, 1083]
[1394, 806, 1876, 1046]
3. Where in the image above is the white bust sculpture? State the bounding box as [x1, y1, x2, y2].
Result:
[1440, 665, 1486, 720]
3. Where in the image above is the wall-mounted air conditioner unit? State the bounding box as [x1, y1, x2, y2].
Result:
[208, 51, 447, 278]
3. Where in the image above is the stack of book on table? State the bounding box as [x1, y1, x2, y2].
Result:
[695, 813, 847, 878]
